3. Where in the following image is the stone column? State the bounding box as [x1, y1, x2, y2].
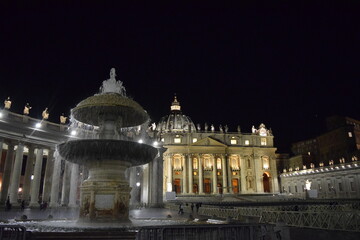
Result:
[270, 156, 279, 193]
[9, 143, 24, 205]
[182, 154, 187, 194]
[221, 154, 228, 193]
[30, 148, 43, 207]
[227, 155, 234, 193]
[198, 155, 204, 194]
[50, 151, 62, 207]
[149, 149, 164, 207]
[141, 163, 149, 204]
[253, 154, 263, 192]
[240, 156, 247, 193]
[0, 141, 14, 204]
[42, 149, 54, 203]
[68, 163, 79, 207]
[22, 146, 35, 202]
[166, 154, 173, 192]
[187, 154, 193, 194]
[129, 166, 140, 206]
[212, 155, 218, 194]
[61, 161, 71, 206]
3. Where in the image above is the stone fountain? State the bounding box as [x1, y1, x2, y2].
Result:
[57, 68, 158, 222]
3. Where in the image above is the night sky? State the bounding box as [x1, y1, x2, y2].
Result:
[1, 2, 359, 153]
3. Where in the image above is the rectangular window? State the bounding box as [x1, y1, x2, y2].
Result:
[174, 138, 181, 143]
[261, 138, 267, 146]
[295, 186, 298, 192]
[350, 181, 355, 191]
[230, 139, 237, 145]
[244, 140, 250, 145]
[338, 183, 343, 191]
[288, 186, 291, 193]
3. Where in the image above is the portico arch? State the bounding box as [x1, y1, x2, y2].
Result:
[263, 172, 270, 192]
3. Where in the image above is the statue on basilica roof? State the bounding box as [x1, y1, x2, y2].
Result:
[4, 97, 11, 109]
[60, 113, 67, 124]
[42, 108, 49, 120]
[23, 103, 31, 115]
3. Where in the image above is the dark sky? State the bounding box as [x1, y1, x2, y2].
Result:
[1, 2, 359, 153]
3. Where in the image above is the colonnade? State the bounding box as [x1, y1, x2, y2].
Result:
[0, 139, 81, 208]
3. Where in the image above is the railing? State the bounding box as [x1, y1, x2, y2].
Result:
[137, 224, 266, 240]
[179, 204, 360, 232]
[259, 210, 360, 232]
[0, 225, 27, 240]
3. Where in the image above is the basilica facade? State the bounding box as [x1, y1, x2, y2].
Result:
[155, 96, 279, 197]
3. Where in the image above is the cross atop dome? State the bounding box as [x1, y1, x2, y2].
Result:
[170, 94, 181, 111]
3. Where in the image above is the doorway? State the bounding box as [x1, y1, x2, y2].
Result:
[232, 179, 239, 193]
[263, 173, 270, 192]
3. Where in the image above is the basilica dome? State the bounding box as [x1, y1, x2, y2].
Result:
[156, 96, 196, 133]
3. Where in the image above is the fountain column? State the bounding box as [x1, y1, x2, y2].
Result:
[212, 155, 218, 194]
[22, 146, 35, 202]
[9, 143, 24, 205]
[0, 142, 15, 203]
[42, 149, 55, 203]
[221, 154, 228, 193]
[30, 148, 43, 207]
[198, 155, 204, 194]
[61, 161, 71, 206]
[50, 151, 62, 207]
[68, 163, 79, 207]
[187, 154, 193, 194]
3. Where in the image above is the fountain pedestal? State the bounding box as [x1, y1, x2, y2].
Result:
[79, 162, 131, 222]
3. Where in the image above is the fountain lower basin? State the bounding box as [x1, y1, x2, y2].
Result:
[58, 139, 158, 166]
[57, 139, 158, 222]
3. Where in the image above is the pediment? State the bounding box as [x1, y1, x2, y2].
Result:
[191, 137, 227, 147]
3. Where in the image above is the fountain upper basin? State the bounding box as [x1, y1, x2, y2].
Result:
[72, 93, 149, 127]
[58, 139, 158, 166]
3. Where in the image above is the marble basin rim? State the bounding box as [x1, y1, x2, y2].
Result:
[57, 139, 158, 166]
[71, 93, 149, 127]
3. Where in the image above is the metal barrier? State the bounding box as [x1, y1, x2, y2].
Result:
[0, 225, 27, 240]
[171, 203, 360, 232]
[259, 210, 360, 232]
[137, 224, 264, 240]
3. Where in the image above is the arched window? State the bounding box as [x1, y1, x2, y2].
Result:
[173, 155, 182, 170]
[231, 155, 240, 170]
[193, 158, 198, 170]
[204, 155, 212, 170]
[216, 158, 222, 170]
